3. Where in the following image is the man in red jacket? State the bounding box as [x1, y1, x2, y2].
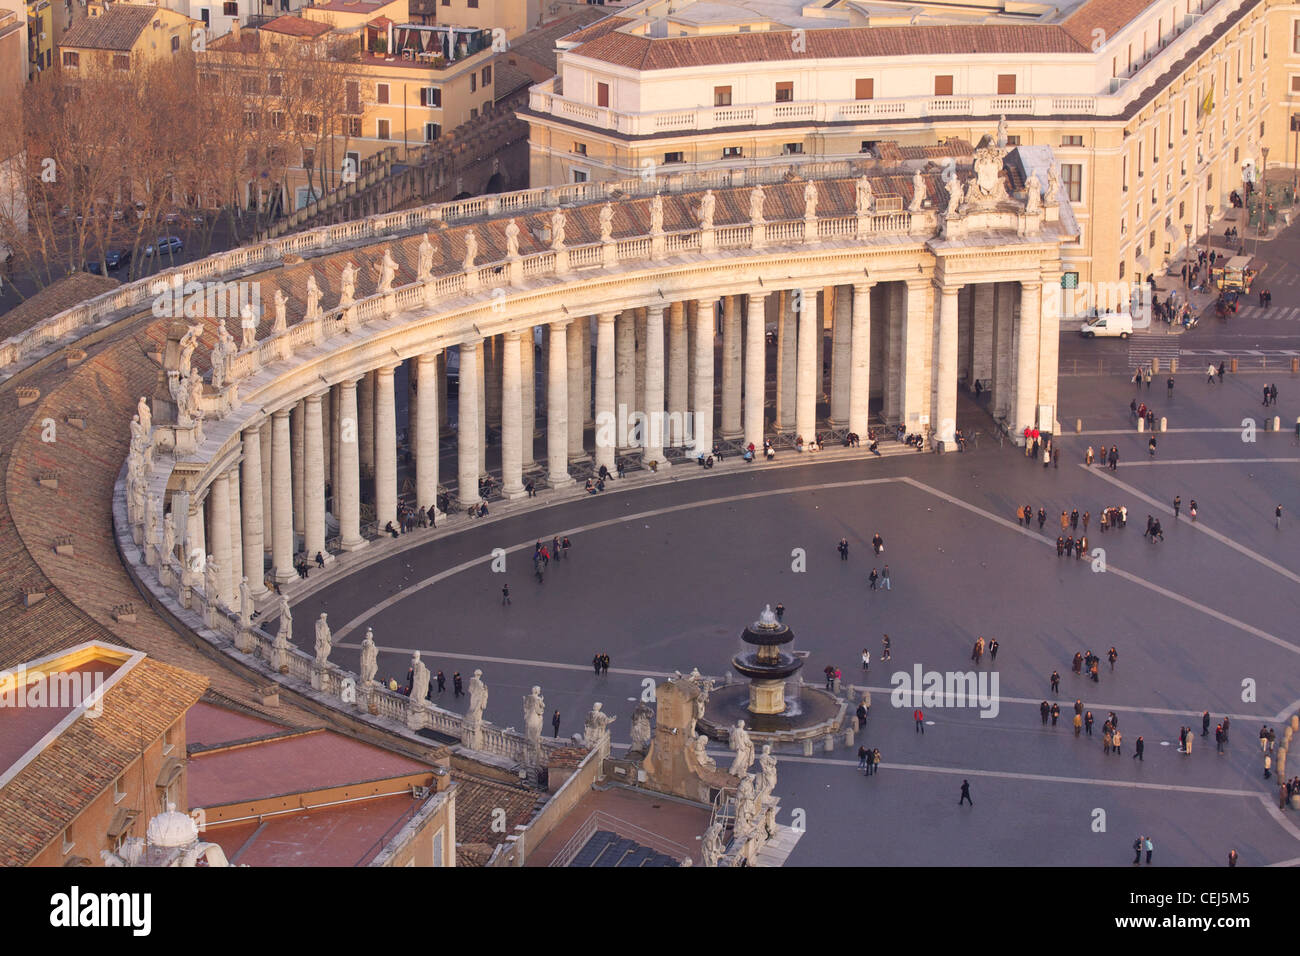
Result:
[914, 708, 925, 734]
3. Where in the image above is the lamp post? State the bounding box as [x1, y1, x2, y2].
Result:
[1183, 222, 1192, 299]
[1259, 146, 1271, 241]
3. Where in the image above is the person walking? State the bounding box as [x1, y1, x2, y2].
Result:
[869, 568, 879, 590]
[1144, 837, 1153, 865]
[1228, 849, 1238, 867]
[1173, 495, 1181, 519]
[861, 648, 871, 672]
[914, 708, 925, 733]
[881, 634, 892, 662]
[436, 670, 446, 693]
[1148, 436, 1157, 458]
[1277, 504, 1284, 530]
[872, 749, 881, 775]
[594, 654, 603, 675]
[1216, 724, 1225, 754]
[775, 602, 785, 621]
[989, 639, 999, 662]
[1051, 702, 1061, 727]
[1167, 376, 1174, 398]
[501, 583, 511, 605]
[858, 745, 870, 770]
[1207, 362, 1217, 384]
[872, 532, 884, 555]
[1112, 729, 1122, 754]
[1190, 499, 1198, 520]
[838, 537, 849, 561]
[1084, 710, 1094, 736]
[1202, 710, 1211, 736]
[1108, 647, 1117, 671]
[1073, 712, 1082, 736]
[959, 780, 973, 806]
[1040, 701, 1050, 725]
[1037, 508, 1046, 531]
[1133, 836, 1144, 865]
[552, 709, 562, 737]
[1082, 511, 1090, 533]
[1133, 736, 1145, 761]
[881, 566, 891, 590]
[1060, 511, 1069, 532]
[1070, 509, 1079, 532]
[1050, 670, 1060, 694]
[453, 672, 463, 697]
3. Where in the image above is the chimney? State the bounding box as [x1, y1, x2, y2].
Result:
[231, 19, 240, 42]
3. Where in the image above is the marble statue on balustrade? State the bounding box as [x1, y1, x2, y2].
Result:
[550, 209, 566, 249]
[967, 145, 1010, 205]
[945, 179, 962, 218]
[996, 115, 1009, 149]
[467, 669, 488, 721]
[137, 396, 152, 434]
[268, 291, 286, 335]
[161, 511, 176, 565]
[174, 370, 202, 426]
[409, 650, 429, 702]
[314, 613, 332, 666]
[276, 592, 292, 641]
[856, 175, 874, 217]
[756, 744, 778, 805]
[240, 302, 258, 349]
[462, 231, 478, 270]
[729, 719, 755, 776]
[377, 249, 398, 294]
[803, 180, 818, 220]
[701, 822, 726, 867]
[239, 577, 252, 630]
[127, 465, 145, 527]
[360, 627, 378, 686]
[176, 323, 203, 379]
[583, 702, 617, 750]
[749, 183, 765, 223]
[504, 219, 520, 259]
[734, 773, 759, 835]
[417, 233, 435, 281]
[339, 262, 357, 308]
[909, 169, 926, 212]
[598, 203, 614, 242]
[523, 686, 545, 763]
[692, 733, 716, 772]
[304, 277, 322, 322]
[129, 413, 147, 459]
[203, 555, 219, 604]
[629, 700, 653, 754]
[1047, 164, 1060, 200]
[144, 494, 159, 557]
[696, 189, 715, 230]
[649, 193, 664, 234]
[1024, 173, 1042, 214]
[210, 320, 235, 388]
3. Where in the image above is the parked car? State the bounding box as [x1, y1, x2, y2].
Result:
[143, 236, 183, 257]
[1079, 312, 1133, 339]
[86, 248, 131, 274]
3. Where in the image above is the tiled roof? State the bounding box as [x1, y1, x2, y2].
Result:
[261, 15, 332, 38]
[1061, 0, 1155, 49]
[493, 61, 533, 100]
[0, 656, 209, 867]
[571, 24, 1088, 70]
[60, 4, 158, 52]
[509, 9, 623, 72]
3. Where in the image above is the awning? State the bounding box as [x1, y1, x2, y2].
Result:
[155, 757, 183, 790]
[107, 806, 140, 839]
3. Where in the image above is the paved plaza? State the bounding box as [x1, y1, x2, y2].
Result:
[288, 364, 1300, 867]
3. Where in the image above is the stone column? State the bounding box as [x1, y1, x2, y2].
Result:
[667, 301, 687, 447]
[687, 301, 696, 413]
[744, 293, 766, 449]
[615, 311, 635, 450]
[321, 383, 332, 509]
[415, 351, 439, 510]
[187, 496, 205, 573]
[776, 291, 798, 431]
[848, 282, 872, 438]
[567, 319, 585, 460]
[271, 409, 294, 584]
[1013, 281, 1042, 437]
[992, 283, 1014, 422]
[501, 330, 525, 497]
[581, 318, 593, 428]
[934, 283, 959, 446]
[831, 286, 852, 425]
[290, 400, 305, 535]
[901, 279, 931, 430]
[458, 339, 482, 507]
[595, 312, 616, 473]
[209, 471, 233, 606]
[883, 284, 903, 424]
[227, 466, 242, 591]
[476, 340, 486, 475]
[644, 304, 666, 464]
[438, 352, 450, 433]
[795, 288, 819, 441]
[694, 298, 715, 455]
[241, 425, 266, 594]
[358, 370, 375, 478]
[1036, 271, 1061, 428]
[329, 385, 340, 515]
[520, 326, 535, 467]
[373, 365, 398, 530]
[338, 378, 366, 551]
[304, 391, 326, 562]
[260, 421, 272, 556]
[971, 283, 995, 390]
[548, 320, 570, 484]
[634, 309, 647, 422]
[484, 334, 502, 430]
[721, 295, 742, 439]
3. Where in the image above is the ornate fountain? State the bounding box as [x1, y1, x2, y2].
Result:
[732, 604, 803, 716]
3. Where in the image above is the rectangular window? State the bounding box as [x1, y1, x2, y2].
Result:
[242, 76, 260, 94]
[170, 35, 180, 52]
[934, 75, 953, 96]
[855, 78, 873, 100]
[572, 169, 587, 183]
[860, 140, 877, 154]
[377, 119, 391, 140]
[1290, 75, 1300, 94]
[997, 74, 1016, 95]
[1292, 19, 1300, 54]
[162, 729, 174, 755]
[663, 151, 684, 164]
[420, 87, 441, 107]
[223, 0, 237, 13]
[425, 123, 440, 142]
[303, 148, 315, 168]
[723, 146, 743, 158]
[470, 73, 477, 93]
[113, 54, 129, 70]
[468, 0, 478, 6]
[347, 117, 362, 138]
[1120, 217, 1127, 235]
[573, 142, 586, 156]
[271, 111, 284, 129]
[347, 80, 361, 113]
[1005, 135, 1021, 146]
[1178, 200, 1185, 218]
[1122, 156, 1128, 190]
[1062, 163, 1082, 202]
[62, 827, 74, 854]
[377, 83, 389, 105]
[483, 65, 492, 85]
[1149, 230, 1157, 250]
[113, 777, 126, 804]
[1061, 135, 1084, 147]
[470, 107, 478, 120]
[782, 142, 804, 155]
[714, 85, 732, 107]
[1137, 143, 1144, 177]
[596, 82, 609, 108]
[62, 50, 78, 68]
[775, 81, 793, 102]
[268, 75, 282, 95]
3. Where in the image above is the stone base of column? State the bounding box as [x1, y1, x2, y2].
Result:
[720, 428, 744, 441]
[341, 537, 369, 553]
[505, 488, 528, 500]
[274, 568, 296, 586]
[548, 471, 572, 488]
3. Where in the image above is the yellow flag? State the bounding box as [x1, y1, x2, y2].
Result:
[1200, 81, 1215, 116]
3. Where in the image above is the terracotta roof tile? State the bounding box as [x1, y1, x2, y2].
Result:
[60, 4, 161, 52]
[261, 15, 333, 38]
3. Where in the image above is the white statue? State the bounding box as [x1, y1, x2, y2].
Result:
[909, 169, 926, 212]
[996, 115, 1009, 149]
[276, 592, 292, 640]
[1047, 164, 1060, 200]
[855, 175, 874, 217]
[238, 576, 252, 629]
[417, 233, 435, 280]
[462, 231, 478, 271]
[697, 189, 716, 230]
[598, 203, 614, 242]
[304, 276, 321, 321]
[211, 319, 236, 388]
[734, 773, 759, 834]
[339, 262, 357, 307]
[377, 248, 398, 293]
[162, 511, 176, 563]
[145, 495, 159, 554]
[583, 701, 617, 750]
[946, 179, 962, 217]
[360, 627, 378, 686]
[240, 302, 258, 349]
[756, 743, 778, 803]
[523, 686, 545, 751]
[550, 209, 566, 250]
[203, 555, 219, 603]
[649, 193, 664, 234]
[749, 183, 765, 223]
[409, 651, 430, 701]
[701, 822, 726, 867]
[693, 734, 716, 772]
[504, 218, 520, 259]
[803, 180, 818, 221]
[129, 414, 147, 454]
[629, 701, 653, 752]
[174, 371, 201, 425]
[176, 323, 203, 378]
[466, 668, 488, 722]
[1024, 172, 1042, 214]
[137, 396, 152, 433]
[314, 613, 332, 665]
[729, 719, 755, 776]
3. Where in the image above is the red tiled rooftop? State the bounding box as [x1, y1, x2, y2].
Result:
[0, 660, 120, 773]
[186, 700, 289, 748]
[188, 728, 432, 806]
[261, 15, 333, 38]
[206, 793, 431, 866]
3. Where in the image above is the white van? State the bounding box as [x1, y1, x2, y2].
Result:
[1079, 312, 1133, 339]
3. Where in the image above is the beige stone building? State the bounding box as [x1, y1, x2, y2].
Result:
[57, 1, 198, 73]
[520, 0, 1296, 290]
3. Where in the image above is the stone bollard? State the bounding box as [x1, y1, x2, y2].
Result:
[1293, 357, 1299, 373]
[1151, 358, 1160, 374]
[1137, 417, 1145, 432]
[1230, 357, 1238, 373]
[802, 738, 814, 756]
[844, 728, 855, 747]
[1273, 416, 1281, 431]
[832, 677, 841, 695]
[1290, 715, 1298, 732]
[1076, 419, 1082, 433]
[1169, 357, 1178, 373]
[1160, 416, 1167, 432]
[823, 734, 835, 753]
[1292, 794, 1300, 811]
